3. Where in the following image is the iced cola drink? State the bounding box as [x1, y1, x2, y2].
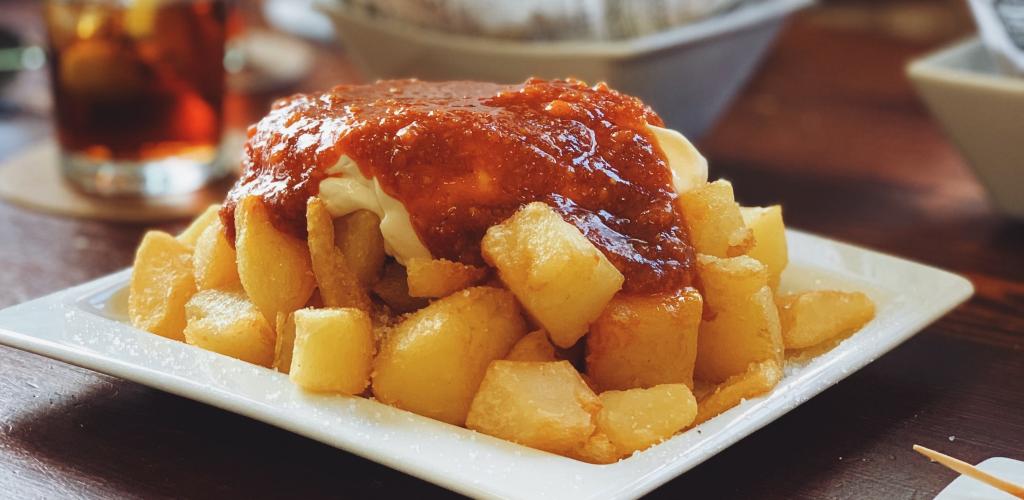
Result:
[44, 0, 235, 196]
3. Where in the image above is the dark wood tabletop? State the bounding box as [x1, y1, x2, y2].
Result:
[2, 1, 1022, 498]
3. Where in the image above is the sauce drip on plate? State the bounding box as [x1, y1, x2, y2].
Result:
[222, 79, 696, 294]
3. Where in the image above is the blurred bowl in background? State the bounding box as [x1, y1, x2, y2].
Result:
[909, 38, 1024, 219]
[319, 0, 811, 139]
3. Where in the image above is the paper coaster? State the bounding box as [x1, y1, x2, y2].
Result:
[934, 457, 1024, 500]
[0, 141, 232, 222]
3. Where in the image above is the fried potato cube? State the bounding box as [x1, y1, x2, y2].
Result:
[569, 432, 621, 465]
[405, 257, 488, 298]
[694, 255, 783, 383]
[183, 289, 275, 367]
[371, 261, 428, 313]
[333, 210, 386, 287]
[129, 230, 197, 341]
[307, 198, 371, 311]
[677, 180, 752, 258]
[192, 217, 240, 291]
[466, 361, 600, 455]
[176, 204, 221, 247]
[482, 202, 624, 348]
[273, 312, 296, 374]
[597, 384, 698, 456]
[694, 360, 782, 425]
[740, 205, 788, 289]
[235, 196, 316, 323]
[372, 287, 527, 425]
[289, 308, 374, 394]
[587, 289, 703, 391]
[778, 291, 875, 350]
[506, 330, 557, 362]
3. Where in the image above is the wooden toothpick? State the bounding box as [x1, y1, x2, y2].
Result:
[914, 444, 1024, 498]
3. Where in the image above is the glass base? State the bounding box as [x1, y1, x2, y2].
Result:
[60, 148, 230, 197]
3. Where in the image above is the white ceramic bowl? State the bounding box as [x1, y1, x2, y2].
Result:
[318, 0, 812, 138]
[908, 38, 1024, 219]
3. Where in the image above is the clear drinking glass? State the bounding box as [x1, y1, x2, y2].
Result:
[44, 0, 235, 196]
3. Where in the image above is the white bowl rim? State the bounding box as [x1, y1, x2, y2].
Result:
[907, 37, 1024, 95]
[317, 0, 813, 60]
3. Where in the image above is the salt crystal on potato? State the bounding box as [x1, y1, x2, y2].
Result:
[183, 289, 275, 367]
[694, 254, 783, 383]
[372, 286, 527, 425]
[777, 290, 875, 350]
[466, 361, 600, 455]
[235, 196, 316, 324]
[290, 308, 374, 395]
[405, 257, 487, 298]
[739, 205, 788, 290]
[482, 202, 623, 348]
[587, 289, 702, 391]
[596, 384, 698, 456]
[192, 218, 239, 291]
[129, 230, 197, 341]
[307, 198, 371, 311]
[677, 180, 752, 258]
[694, 360, 782, 425]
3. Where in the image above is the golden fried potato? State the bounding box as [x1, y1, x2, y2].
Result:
[778, 290, 875, 350]
[176, 204, 221, 247]
[372, 287, 527, 425]
[740, 205, 788, 290]
[129, 230, 196, 341]
[290, 308, 374, 394]
[273, 312, 296, 374]
[482, 202, 624, 348]
[587, 289, 702, 391]
[405, 257, 487, 298]
[569, 432, 620, 465]
[371, 261, 428, 313]
[597, 384, 697, 456]
[192, 218, 240, 291]
[506, 330, 557, 362]
[694, 255, 783, 383]
[307, 198, 371, 311]
[333, 210, 386, 287]
[466, 361, 600, 455]
[677, 180, 752, 258]
[183, 289, 275, 367]
[694, 360, 782, 425]
[235, 196, 316, 323]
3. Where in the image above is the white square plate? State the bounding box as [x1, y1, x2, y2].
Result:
[0, 230, 973, 499]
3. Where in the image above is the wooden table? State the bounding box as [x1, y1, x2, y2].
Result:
[2, 2, 1021, 498]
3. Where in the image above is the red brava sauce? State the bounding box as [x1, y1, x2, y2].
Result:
[222, 78, 696, 294]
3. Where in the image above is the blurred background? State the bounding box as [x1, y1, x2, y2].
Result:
[0, 0, 1015, 297]
[0, 0, 985, 204]
[0, 0, 978, 142]
[2, 0, 1014, 300]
